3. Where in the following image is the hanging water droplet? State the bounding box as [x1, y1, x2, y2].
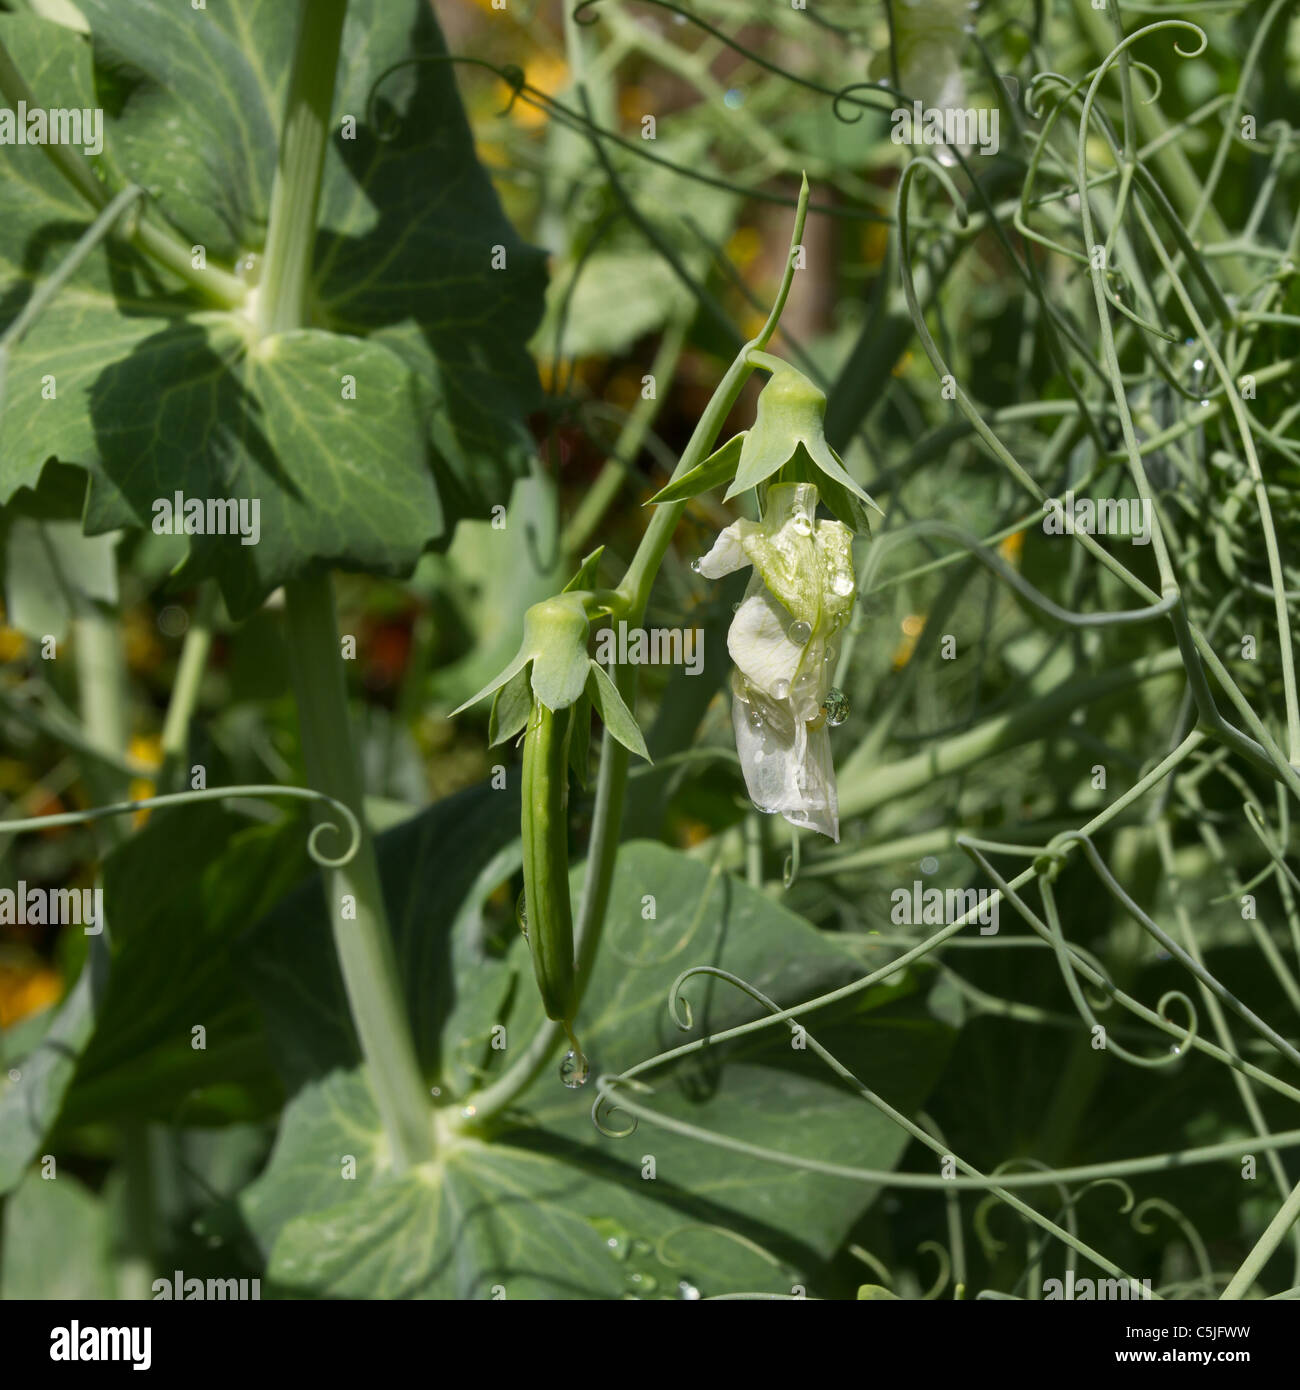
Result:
[773, 678, 791, 699]
[821, 687, 849, 727]
[516, 888, 528, 940]
[731, 600, 741, 612]
[691, 558, 703, 573]
[788, 620, 812, 646]
[723, 88, 744, 109]
[559, 1049, 590, 1088]
[677, 1278, 702, 1300]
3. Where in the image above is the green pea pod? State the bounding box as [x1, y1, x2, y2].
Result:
[520, 699, 577, 1023]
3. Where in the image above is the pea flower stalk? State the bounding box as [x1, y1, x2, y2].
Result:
[696, 481, 855, 841]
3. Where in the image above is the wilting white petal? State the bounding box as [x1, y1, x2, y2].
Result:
[727, 579, 803, 698]
[732, 676, 839, 842]
[695, 522, 749, 579]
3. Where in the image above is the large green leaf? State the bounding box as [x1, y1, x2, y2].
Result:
[0, 1169, 115, 1299]
[241, 819, 954, 1298]
[0, 2, 546, 615]
[57, 805, 310, 1128]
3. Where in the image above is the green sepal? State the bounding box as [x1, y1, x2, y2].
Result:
[488, 664, 533, 746]
[724, 362, 882, 523]
[586, 661, 651, 762]
[527, 596, 592, 711]
[562, 546, 606, 593]
[450, 593, 591, 717]
[645, 435, 744, 506]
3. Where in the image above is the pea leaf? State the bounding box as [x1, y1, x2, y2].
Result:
[0, 1, 546, 615]
[241, 822, 954, 1298]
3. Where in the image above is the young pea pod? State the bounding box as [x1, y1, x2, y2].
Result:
[520, 699, 577, 1023]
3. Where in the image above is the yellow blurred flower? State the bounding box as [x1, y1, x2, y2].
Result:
[128, 733, 162, 827]
[0, 625, 26, 661]
[513, 53, 568, 130]
[998, 529, 1026, 565]
[726, 226, 763, 272]
[0, 962, 63, 1028]
[892, 613, 926, 670]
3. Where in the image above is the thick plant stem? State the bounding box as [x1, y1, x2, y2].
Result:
[284, 574, 433, 1168]
[258, 0, 347, 335]
[263, 0, 431, 1168]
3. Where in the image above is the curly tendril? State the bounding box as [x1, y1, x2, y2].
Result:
[0, 784, 362, 869]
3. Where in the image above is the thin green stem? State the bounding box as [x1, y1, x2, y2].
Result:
[284, 574, 433, 1167]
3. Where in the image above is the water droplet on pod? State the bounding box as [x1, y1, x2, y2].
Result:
[821, 687, 849, 726]
[788, 620, 812, 645]
[678, 1279, 702, 1300]
[560, 1049, 590, 1088]
[516, 888, 528, 939]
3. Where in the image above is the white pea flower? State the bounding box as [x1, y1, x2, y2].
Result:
[696, 481, 855, 842]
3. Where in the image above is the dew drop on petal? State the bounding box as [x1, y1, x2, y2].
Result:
[821, 687, 849, 726]
[560, 1049, 590, 1088]
[773, 678, 790, 699]
[788, 620, 812, 645]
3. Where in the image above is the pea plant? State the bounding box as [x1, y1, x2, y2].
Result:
[1, 0, 1299, 1306]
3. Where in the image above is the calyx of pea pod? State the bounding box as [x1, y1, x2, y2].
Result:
[648, 357, 881, 534]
